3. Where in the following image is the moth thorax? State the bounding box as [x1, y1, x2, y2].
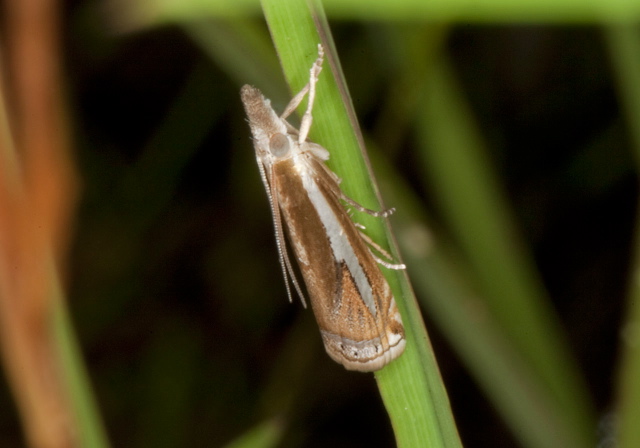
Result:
[269, 133, 290, 157]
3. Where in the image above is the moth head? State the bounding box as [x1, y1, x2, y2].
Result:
[240, 85, 287, 143]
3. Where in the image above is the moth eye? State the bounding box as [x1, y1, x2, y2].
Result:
[269, 133, 290, 157]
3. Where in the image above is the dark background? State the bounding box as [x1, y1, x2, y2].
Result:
[0, 8, 634, 448]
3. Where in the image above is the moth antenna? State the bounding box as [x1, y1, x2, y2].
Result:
[258, 158, 308, 307]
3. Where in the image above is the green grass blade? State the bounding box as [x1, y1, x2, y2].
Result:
[113, 0, 640, 28]
[53, 280, 111, 448]
[260, 1, 462, 446]
[222, 418, 284, 448]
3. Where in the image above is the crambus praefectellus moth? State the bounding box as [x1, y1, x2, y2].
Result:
[241, 45, 405, 371]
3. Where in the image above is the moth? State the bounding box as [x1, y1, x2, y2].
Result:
[240, 44, 406, 372]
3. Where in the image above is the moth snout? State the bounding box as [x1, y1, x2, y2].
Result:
[240, 84, 261, 102]
[240, 85, 269, 113]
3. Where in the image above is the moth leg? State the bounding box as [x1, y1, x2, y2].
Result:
[340, 191, 396, 218]
[358, 230, 406, 270]
[298, 44, 324, 143]
[278, 45, 325, 142]
[339, 189, 405, 269]
[281, 84, 310, 121]
[373, 255, 406, 271]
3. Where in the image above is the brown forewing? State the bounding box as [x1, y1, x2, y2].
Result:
[271, 153, 400, 358]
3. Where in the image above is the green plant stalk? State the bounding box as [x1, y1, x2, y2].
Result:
[222, 418, 284, 448]
[123, 0, 640, 29]
[53, 270, 111, 448]
[260, 0, 462, 446]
